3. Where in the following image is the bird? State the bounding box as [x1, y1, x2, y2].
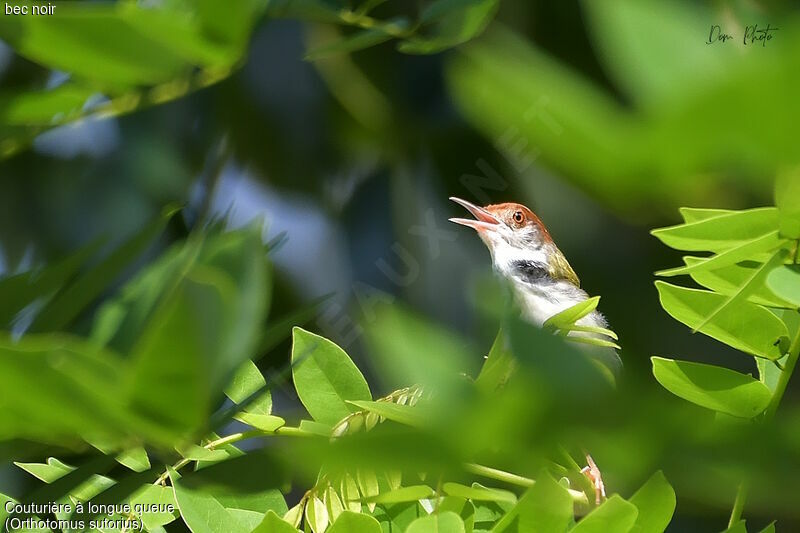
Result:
[449, 196, 620, 505]
[448, 196, 609, 333]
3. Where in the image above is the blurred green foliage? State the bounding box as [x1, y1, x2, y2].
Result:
[1, 0, 800, 531]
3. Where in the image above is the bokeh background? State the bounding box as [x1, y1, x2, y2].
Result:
[1, 0, 798, 530]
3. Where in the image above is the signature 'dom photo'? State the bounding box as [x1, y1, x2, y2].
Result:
[0, 1, 799, 532]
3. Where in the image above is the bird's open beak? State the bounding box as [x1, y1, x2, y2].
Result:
[449, 197, 501, 232]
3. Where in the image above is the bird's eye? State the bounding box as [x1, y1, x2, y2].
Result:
[512, 211, 525, 225]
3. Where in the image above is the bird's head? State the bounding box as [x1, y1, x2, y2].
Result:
[449, 197, 579, 286]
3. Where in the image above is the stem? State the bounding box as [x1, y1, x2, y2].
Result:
[728, 481, 748, 528]
[464, 463, 588, 505]
[153, 426, 314, 485]
[728, 309, 800, 523]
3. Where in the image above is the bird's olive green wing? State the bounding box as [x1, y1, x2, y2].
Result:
[549, 249, 580, 287]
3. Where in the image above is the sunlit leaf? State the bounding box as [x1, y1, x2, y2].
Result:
[233, 413, 285, 432]
[367, 485, 434, 503]
[406, 511, 466, 533]
[443, 482, 516, 504]
[628, 471, 676, 533]
[543, 297, 600, 329]
[655, 281, 788, 360]
[225, 360, 272, 416]
[652, 357, 772, 418]
[569, 495, 637, 533]
[651, 208, 780, 252]
[766, 265, 800, 307]
[346, 400, 425, 427]
[252, 510, 300, 532]
[516, 473, 573, 533]
[305, 496, 329, 533]
[656, 231, 786, 277]
[687, 259, 794, 309]
[115, 447, 150, 472]
[169, 467, 250, 533]
[691, 248, 789, 332]
[129, 484, 178, 530]
[328, 510, 382, 533]
[679, 208, 737, 224]
[291, 327, 372, 426]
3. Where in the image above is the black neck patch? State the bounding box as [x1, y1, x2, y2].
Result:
[510, 260, 551, 284]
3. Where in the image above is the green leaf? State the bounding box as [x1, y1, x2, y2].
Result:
[356, 470, 380, 504]
[30, 205, 178, 332]
[177, 444, 230, 462]
[398, 0, 499, 55]
[115, 447, 150, 472]
[0, 2, 258, 89]
[582, 0, 718, 110]
[543, 297, 601, 329]
[656, 231, 786, 277]
[476, 330, 516, 394]
[628, 471, 675, 533]
[0, 236, 103, 328]
[367, 485, 434, 503]
[126, 227, 269, 436]
[169, 454, 287, 532]
[305, 496, 329, 533]
[651, 208, 780, 252]
[438, 497, 476, 533]
[757, 522, 776, 533]
[324, 485, 345, 524]
[328, 510, 383, 532]
[406, 511, 466, 533]
[655, 281, 788, 360]
[766, 266, 800, 307]
[679, 208, 737, 224]
[517, 473, 573, 533]
[651, 357, 772, 418]
[691, 248, 789, 332]
[16, 458, 115, 502]
[225, 360, 273, 416]
[569, 495, 637, 533]
[291, 327, 372, 426]
[169, 467, 250, 533]
[757, 355, 786, 393]
[362, 302, 473, 393]
[233, 413, 285, 432]
[15, 457, 73, 483]
[306, 27, 397, 60]
[129, 484, 178, 530]
[0, 335, 171, 445]
[252, 510, 300, 533]
[775, 169, 800, 238]
[0, 83, 96, 126]
[558, 324, 618, 341]
[340, 474, 361, 513]
[346, 400, 425, 427]
[443, 483, 516, 504]
[688, 259, 795, 309]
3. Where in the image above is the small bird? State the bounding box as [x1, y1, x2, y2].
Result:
[449, 197, 609, 332]
[449, 196, 619, 504]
